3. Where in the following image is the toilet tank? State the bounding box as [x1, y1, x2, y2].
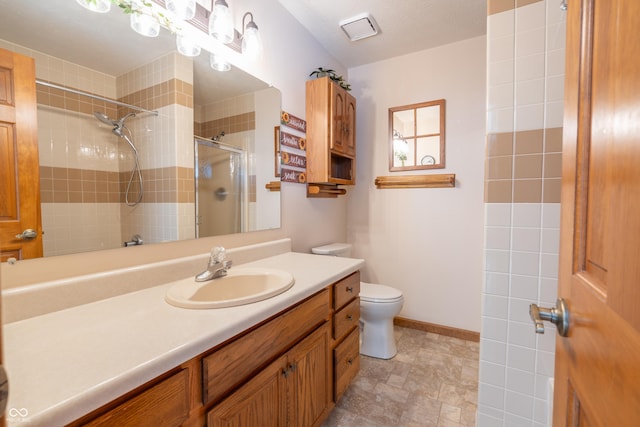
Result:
[311, 243, 352, 257]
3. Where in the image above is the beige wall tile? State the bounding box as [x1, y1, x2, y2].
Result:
[543, 178, 562, 203]
[544, 153, 562, 178]
[487, 156, 513, 180]
[487, 132, 514, 156]
[488, 0, 515, 15]
[545, 127, 563, 152]
[515, 129, 543, 154]
[513, 179, 542, 203]
[514, 154, 543, 179]
[485, 180, 513, 203]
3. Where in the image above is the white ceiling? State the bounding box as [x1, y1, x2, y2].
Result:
[278, 0, 487, 69]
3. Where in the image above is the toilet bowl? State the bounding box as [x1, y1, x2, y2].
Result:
[311, 243, 404, 359]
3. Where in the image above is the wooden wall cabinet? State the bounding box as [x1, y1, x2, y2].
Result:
[71, 273, 361, 427]
[306, 77, 356, 185]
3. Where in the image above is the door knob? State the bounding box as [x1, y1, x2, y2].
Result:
[529, 298, 569, 337]
[15, 229, 37, 240]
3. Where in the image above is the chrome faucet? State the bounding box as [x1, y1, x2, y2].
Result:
[195, 246, 233, 282]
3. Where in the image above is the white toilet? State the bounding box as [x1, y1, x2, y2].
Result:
[311, 243, 404, 359]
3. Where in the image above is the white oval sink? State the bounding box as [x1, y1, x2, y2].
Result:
[165, 268, 295, 309]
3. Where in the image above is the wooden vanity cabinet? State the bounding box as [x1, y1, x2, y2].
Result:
[306, 76, 357, 185]
[70, 274, 361, 427]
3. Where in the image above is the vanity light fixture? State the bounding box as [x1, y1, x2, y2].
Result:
[76, 0, 111, 13]
[240, 12, 263, 60]
[209, 0, 235, 44]
[166, 0, 196, 20]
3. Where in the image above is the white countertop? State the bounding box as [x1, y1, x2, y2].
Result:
[4, 252, 364, 426]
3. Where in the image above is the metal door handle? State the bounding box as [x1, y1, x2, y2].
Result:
[15, 229, 37, 240]
[529, 298, 569, 337]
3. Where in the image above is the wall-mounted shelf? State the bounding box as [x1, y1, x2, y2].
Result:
[307, 184, 347, 198]
[374, 174, 456, 189]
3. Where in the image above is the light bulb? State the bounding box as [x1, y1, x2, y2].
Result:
[242, 21, 263, 60]
[209, 0, 235, 44]
[130, 12, 160, 37]
[166, 0, 196, 21]
[210, 53, 231, 72]
[76, 0, 111, 13]
[176, 34, 201, 57]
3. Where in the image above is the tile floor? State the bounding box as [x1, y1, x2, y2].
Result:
[322, 326, 480, 427]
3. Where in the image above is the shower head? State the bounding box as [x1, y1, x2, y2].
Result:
[211, 131, 225, 142]
[94, 111, 116, 126]
[94, 111, 137, 137]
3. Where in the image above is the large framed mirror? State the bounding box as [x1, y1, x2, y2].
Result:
[389, 99, 446, 171]
[0, 0, 281, 259]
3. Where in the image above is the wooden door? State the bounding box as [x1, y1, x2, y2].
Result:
[555, 0, 640, 425]
[287, 323, 330, 427]
[207, 354, 287, 427]
[0, 48, 42, 261]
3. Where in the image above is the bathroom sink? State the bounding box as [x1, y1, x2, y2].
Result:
[165, 268, 295, 309]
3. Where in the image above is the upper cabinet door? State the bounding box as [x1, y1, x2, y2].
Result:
[329, 84, 356, 158]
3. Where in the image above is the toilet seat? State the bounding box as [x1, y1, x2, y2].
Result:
[360, 282, 403, 303]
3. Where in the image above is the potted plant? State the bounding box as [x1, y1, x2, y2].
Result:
[309, 67, 351, 91]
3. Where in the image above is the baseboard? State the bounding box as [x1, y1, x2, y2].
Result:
[394, 316, 480, 342]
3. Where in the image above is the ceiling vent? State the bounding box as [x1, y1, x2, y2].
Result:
[339, 13, 380, 41]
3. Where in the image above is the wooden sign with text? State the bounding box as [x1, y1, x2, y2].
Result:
[280, 111, 306, 133]
[281, 151, 306, 169]
[280, 130, 306, 151]
[280, 168, 307, 184]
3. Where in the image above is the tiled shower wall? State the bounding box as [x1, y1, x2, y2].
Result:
[478, 1, 566, 426]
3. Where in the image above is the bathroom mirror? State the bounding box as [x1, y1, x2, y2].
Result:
[389, 99, 446, 171]
[0, 0, 281, 258]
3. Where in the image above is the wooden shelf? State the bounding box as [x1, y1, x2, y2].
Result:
[374, 174, 455, 189]
[265, 181, 281, 192]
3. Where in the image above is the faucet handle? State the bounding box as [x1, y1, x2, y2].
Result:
[210, 246, 226, 264]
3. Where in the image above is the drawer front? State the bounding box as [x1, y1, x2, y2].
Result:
[85, 369, 190, 427]
[202, 289, 330, 406]
[333, 272, 360, 309]
[333, 297, 359, 341]
[333, 327, 360, 401]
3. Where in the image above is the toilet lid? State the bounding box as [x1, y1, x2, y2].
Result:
[360, 282, 403, 303]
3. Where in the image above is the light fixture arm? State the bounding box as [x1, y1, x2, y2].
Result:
[242, 12, 258, 36]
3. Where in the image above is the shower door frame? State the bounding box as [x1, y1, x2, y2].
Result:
[194, 136, 248, 238]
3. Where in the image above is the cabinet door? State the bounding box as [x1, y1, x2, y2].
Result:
[207, 354, 287, 427]
[330, 84, 346, 154]
[343, 92, 356, 157]
[287, 323, 330, 427]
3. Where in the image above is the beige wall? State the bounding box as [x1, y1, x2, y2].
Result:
[346, 36, 487, 333]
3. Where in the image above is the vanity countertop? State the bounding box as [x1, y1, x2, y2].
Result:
[4, 252, 364, 426]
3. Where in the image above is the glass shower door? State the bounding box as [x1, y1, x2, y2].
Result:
[195, 137, 246, 238]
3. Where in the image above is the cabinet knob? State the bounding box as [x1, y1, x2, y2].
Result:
[346, 358, 353, 366]
[346, 287, 353, 293]
[346, 314, 353, 321]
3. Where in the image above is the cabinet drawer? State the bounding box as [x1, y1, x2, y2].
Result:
[334, 327, 360, 401]
[202, 289, 330, 405]
[85, 369, 189, 427]
[333, 297, 359, 341]
[333, 272, 360, 309]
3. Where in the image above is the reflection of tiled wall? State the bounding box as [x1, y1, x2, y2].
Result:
[478, 1, 565, 426]
[195, 112, 255, 138]
[1, 37, 196, 255]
